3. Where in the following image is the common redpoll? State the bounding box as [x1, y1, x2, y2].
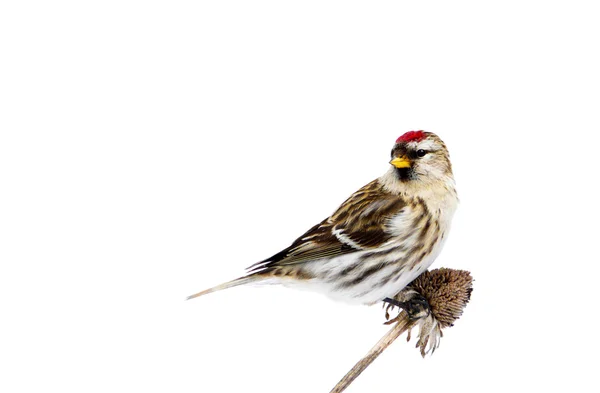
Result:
[188, 131, 458, 306]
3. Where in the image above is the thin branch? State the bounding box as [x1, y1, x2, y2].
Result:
[330, 317, 414, 393]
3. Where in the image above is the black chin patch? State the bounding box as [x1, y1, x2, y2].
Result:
[395, 167, 415, 181]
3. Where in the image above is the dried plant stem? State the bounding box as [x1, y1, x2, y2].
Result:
[330, 317, 414, 393]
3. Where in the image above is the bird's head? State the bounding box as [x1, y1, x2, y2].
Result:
[387, 131, 453, 185]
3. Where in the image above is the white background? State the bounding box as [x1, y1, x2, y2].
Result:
[1, 1, 599, 392]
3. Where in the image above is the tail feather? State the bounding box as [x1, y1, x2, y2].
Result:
[186, 276, 260, 300]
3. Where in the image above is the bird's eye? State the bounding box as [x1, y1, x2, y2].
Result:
[416, 149, 428, 158]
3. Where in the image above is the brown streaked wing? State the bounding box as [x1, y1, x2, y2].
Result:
[247, 180, 408, 273]
[331, 180, 407, 249]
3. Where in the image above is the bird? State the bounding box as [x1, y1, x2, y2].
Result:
[187, 131, 458, 306]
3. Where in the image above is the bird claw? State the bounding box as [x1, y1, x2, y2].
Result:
[403, 294, 430, 320]
[382, 291, 443, 357]
[383, 293, 430, 321]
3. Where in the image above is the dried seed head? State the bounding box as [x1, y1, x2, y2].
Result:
[407, 268, 473, 328]
[331, 268, 474, 393]
[384, 268, 474, 356]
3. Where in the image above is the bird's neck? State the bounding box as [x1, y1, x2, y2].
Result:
[378, 168, 458, 213]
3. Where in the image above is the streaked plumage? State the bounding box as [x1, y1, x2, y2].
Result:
[188, 131, 458, 305]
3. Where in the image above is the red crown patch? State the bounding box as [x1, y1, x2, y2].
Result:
[396, 130, 426, 143]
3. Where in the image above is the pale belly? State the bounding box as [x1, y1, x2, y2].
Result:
[276, 188, 457, 305]
[281, 232, 450, 305]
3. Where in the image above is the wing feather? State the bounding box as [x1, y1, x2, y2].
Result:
[247, 180, 410, 274]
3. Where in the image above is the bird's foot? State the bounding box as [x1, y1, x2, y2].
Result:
[383, 293, 430, 321]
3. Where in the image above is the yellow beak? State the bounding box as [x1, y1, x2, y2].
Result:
[389, 156, 411, 168]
